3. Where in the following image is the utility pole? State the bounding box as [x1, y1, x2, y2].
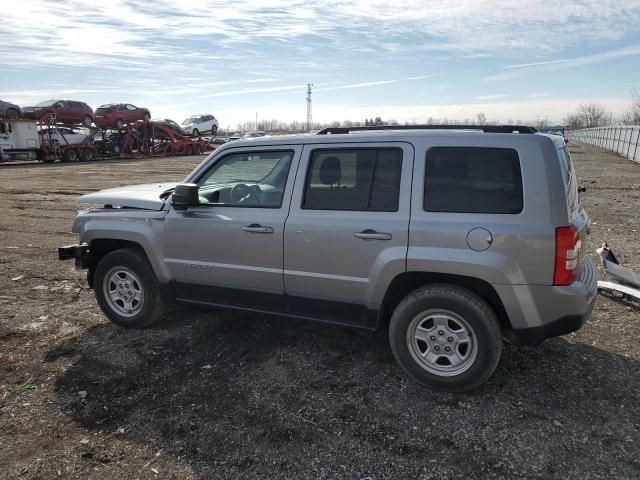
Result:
[255, 112, 258, 131]
[306, 83, 313, 131]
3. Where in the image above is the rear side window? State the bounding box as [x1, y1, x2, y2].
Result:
[557, 147, 579, 214]
[303, 148, 402, 211]
[424, 147, 523, 214]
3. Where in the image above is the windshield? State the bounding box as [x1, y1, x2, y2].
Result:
[182, 116, 198, 125]
[35, 99, 57, 107]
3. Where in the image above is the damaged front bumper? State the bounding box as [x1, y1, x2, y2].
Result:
[58, 243, 89, 270]
[597, 243, 640, 308]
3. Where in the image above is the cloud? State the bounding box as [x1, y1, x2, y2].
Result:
[3, 1, 640, 72]
[404, 75, 436, 80]
[316, 80, 397, 92]
[505, 44, 640, 69]
[475, 94, 509, 100]
[2, 1, 639, 126]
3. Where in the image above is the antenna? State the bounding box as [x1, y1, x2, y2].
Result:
[306, 83, 313, 131]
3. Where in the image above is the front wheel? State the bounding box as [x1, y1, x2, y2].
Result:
[389, 284, 502, 392]
[94, 248, 165, 328]
[192, 128, 199, 137]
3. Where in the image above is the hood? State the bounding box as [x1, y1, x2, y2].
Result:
[78, 182, 178, 210]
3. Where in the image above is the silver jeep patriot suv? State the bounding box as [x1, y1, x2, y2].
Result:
[59, 125, 598, 392]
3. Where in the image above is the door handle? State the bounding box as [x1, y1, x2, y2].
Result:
[354, 229, 392, 241]
[242, 223, 274, 234]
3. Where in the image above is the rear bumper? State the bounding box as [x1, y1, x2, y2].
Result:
[499, 257, 599, 345]
[513, 298, 595, 345]
[58, 243, 89, 269]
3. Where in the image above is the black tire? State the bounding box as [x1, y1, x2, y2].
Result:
[81, 147, 95, 162]
[143, 113, 151, 122]
[389, 284, 502, 392]
[82, 115, 93, 127]
[192, 128, 199, 137]
[185, 144, 193, 156]
[94, 248, 165, 328]
[116, 119, 125, 130]
[62, 148, 78, 162]
[210, 125, 218, 135]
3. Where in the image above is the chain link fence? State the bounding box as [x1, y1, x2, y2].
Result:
[568, 125, 640, 164]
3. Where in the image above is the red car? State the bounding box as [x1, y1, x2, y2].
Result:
[95, 103, 151, 129]
[22, 99, 94, 127]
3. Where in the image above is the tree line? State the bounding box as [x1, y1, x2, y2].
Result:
[218, 89, 640, 135]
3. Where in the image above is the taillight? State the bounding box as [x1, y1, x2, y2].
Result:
[554, 225, 581, 286]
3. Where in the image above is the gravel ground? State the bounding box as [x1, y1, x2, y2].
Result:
[0, 144, 639, 479]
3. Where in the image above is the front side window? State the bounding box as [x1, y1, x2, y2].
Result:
[126, 104, 137, 111]
[302, 148, 402, 211]
[197, 150, 294, 208]
[424, 147, 523, 214]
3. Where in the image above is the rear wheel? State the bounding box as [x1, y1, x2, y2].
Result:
[143, 113, 151, 122]
[389, 284, 502, 392]
[192, 128, 199, 137]
[62, 148, 78, 162]
[116, 119, 125, 130]
[184, 144, 193, 155]
[82, 115, 93, 127]
[94, 248, 165, 328]
[81, 147, 95, 162]
[210, 125, 218, 135]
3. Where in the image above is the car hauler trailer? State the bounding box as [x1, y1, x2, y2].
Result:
[1, 116, 215, 163]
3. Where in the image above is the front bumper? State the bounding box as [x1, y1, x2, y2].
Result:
[58, 243, 89, 269]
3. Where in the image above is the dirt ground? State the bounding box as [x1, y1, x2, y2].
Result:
[0, 144, 639, 480]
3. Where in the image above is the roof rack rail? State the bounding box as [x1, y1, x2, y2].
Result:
[315, 124, 537, 135]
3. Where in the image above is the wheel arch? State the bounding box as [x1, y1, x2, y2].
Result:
[378, 271, 511, 331]
[86, 239, 147, 288]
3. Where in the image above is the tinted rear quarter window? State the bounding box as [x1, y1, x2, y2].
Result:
[557, 147, 579, 214]
[303, 148, 402, 211]
[424, 147, 523, 214]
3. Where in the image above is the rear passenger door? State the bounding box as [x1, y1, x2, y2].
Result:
[284, 142, 414, 325]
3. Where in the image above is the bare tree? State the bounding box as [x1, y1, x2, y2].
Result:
[563, 113, 584, 130]
[577, 103, 609, 128]
[475, 112, 487, 125]
[533, 117, 550, 128]
[564, 103, 609, 130]
[621, 88, 640, 125]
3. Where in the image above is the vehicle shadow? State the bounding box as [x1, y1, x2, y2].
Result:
[50, 308, 640, 479]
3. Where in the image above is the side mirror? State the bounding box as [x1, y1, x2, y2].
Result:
[172, 183, 200, 210]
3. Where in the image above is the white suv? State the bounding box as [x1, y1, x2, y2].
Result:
[181, 114, 218, 137]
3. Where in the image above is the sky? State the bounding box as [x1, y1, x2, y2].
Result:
[2, 0, 640, 129]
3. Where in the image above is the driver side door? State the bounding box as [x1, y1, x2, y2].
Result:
[162, 145, 302, 312]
